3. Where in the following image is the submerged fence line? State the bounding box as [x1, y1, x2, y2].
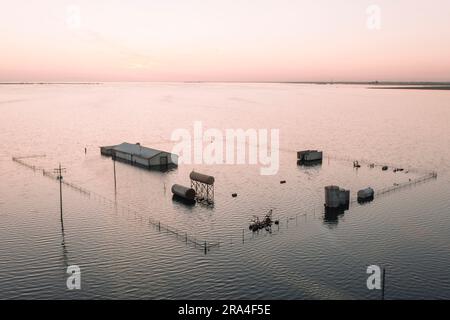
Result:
[237, 170, 438, 245]
[12, 153, 438, 251]
[374, 171, 437, 198]
[235, 169, 439, 245]
[12, 155, 218, 253]
[324, 153, 432, 175]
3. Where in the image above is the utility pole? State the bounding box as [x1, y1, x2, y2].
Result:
[54, 163, 66, 227]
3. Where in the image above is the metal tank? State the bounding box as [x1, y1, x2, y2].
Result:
[325, 185, 341, 208]
[171, 184, 196, 200]
[325, 185, 350, 208]
[189, 171, 215, 185]
[357, 187, 374, 200]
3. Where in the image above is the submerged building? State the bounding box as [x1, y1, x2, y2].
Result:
[297, 150, 323, 165]
[100, 142, 178, 169]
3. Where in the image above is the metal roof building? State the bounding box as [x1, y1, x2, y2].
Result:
[100, 142, 178, 169]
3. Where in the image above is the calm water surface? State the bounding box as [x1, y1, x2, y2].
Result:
[0, 83, 449, 299]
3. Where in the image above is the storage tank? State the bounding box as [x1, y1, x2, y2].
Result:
[325, 186, 341, 208]
[325, 186, 350, 208]
[339, 189, 350, 206]
[171, 184, 196, 200]
[189, 171, 215, 185]
[357, 187, 374, 201]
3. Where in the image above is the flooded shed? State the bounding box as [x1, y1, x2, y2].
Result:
[100, 142, 178, 169]
[297, 150, 323, 165]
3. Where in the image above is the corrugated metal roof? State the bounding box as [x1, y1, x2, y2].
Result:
[110, 142, 165, 159]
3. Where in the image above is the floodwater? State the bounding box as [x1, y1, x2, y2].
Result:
[0, 83, 449, 299]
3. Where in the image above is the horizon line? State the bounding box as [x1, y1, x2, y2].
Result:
[2, 80, 450, 85]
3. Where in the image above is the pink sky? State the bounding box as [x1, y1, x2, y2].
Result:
[1, 0, 450, 82]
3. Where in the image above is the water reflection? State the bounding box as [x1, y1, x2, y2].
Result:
[357, 196, 375, 205]
[172, 195, 196, 206]
[323, 205, 349, 227]
[60, 221, 69, 268]
[297, 159, 323, 167]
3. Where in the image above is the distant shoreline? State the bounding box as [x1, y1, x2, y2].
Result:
[281, 81, 450, 86]
[1, 81, 450, 87]
[369, 86, 450, 90]
[0, 82, 102, 85]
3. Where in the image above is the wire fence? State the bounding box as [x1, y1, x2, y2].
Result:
[324, 153, 429, 175]
[12, 155, 218, 253]
[12, 153, 438, 252]
[374, 171, 437, 197]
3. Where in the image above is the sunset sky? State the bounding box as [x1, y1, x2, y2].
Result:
[1, 0, 450, 82]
